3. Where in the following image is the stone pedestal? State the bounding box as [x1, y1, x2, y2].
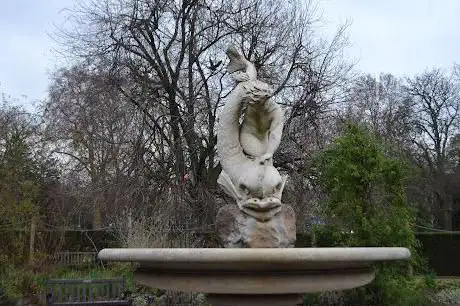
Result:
[206, 294, 302, 306]
[216, 204, 296, 248]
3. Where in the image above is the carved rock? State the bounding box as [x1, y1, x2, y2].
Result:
[216, 204, 296, 248]
[216, 46, 296, 246]
[216, 46, 287, 222]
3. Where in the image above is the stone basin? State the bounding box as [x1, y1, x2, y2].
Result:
[98, 247, 410, 306]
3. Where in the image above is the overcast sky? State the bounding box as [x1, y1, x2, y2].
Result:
[1, 0, 460, 109]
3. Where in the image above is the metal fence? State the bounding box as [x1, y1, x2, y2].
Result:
[45, 278, 130, 305]
[52, 252, 99, 266]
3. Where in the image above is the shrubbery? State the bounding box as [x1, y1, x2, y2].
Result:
[307, 122, 427, 305]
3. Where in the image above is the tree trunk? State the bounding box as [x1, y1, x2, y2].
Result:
[444, 194, 453, 230]
[168, 93, 185, 181]
[29, 217, 37, 265]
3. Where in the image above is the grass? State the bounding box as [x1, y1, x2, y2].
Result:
[420, 275, 460, 305]
[35, 263, 135, 290]
[0, 262, 135, 302]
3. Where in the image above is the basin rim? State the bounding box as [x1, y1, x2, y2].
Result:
[98, 247, 410, 265]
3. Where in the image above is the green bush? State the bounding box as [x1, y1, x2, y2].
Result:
[309, 122, 427, 305]
[0, 264, 38, 300]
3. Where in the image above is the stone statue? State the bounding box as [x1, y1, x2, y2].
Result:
[226, 47, 285, 164]
[216, 46, 295, 248]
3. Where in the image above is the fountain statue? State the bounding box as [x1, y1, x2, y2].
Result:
[216, 46, 295, 248]
[98, 46, 411, 306]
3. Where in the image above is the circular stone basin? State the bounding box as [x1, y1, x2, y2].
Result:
[98, 247, 410, 295]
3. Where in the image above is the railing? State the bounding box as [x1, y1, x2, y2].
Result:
[45, 278, 131, 305]
[53, 252, 98, 266]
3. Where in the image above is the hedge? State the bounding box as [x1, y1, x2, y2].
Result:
[296, 232, 460, 276]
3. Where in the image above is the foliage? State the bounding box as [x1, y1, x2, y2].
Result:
[0, 263, 37, 300]
[435, 278, 460, 292]
[366, 267, 427, 305]
[303, 275, 427, 306]
[345, 69, 460, 231]
[310, 122, 426, 305]
[312, 123, 417, 247]
[0, 105, 39, 264]
[424, 271, 437, 289]
[0, 263, 211, 305]
[0, 107, 57, 260]
[0, 102, 60, 300]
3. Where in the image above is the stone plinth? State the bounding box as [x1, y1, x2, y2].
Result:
[216, 204, 296, 248]
[206, 294, 302, 306]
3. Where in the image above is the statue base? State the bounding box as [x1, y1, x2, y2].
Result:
[216, 204, 296, 248]
[206, 293, 302, 306]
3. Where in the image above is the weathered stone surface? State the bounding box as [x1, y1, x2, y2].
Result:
[216, 204, 296, 248]
[216, 46, 287, 222]
[99, 247, 411, 295]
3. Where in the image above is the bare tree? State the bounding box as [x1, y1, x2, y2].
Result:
[345, 73, 413, 153]
[406, 68, 460, 173]
[44, 64, 152, 227]
[404, 68, 460, 229]
[57, 0, 239, 184]
[56, 0, 352, 181]
[51, 0, 354, 232]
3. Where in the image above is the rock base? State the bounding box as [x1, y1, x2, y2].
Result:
[216, 204, 296, 248]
